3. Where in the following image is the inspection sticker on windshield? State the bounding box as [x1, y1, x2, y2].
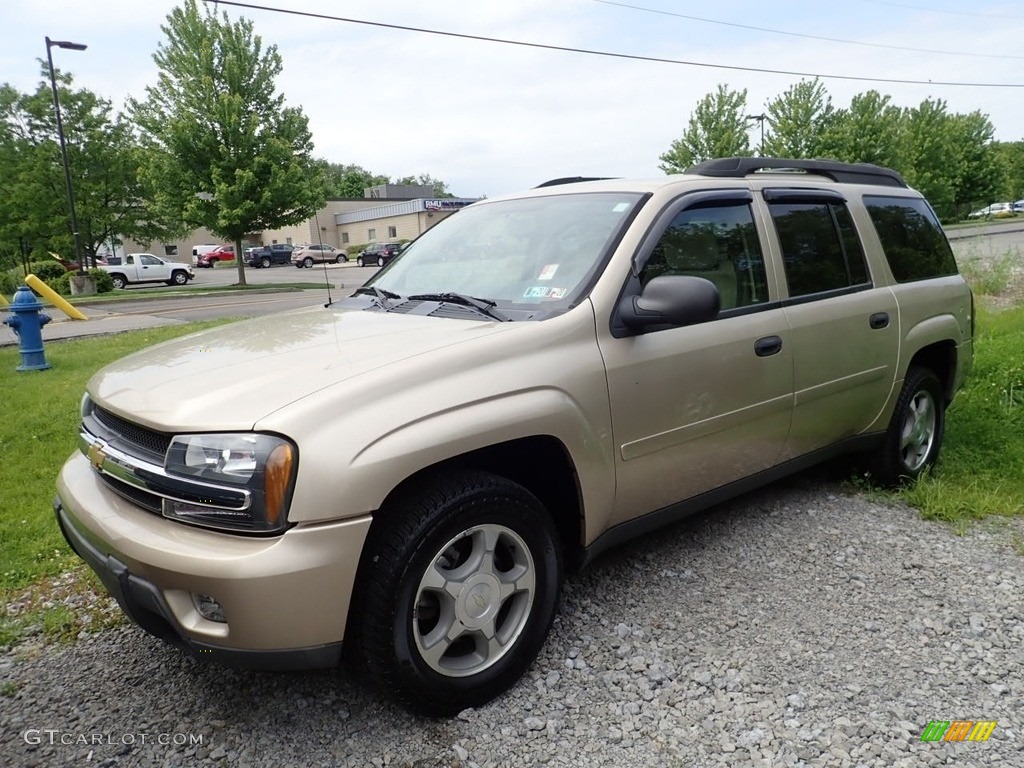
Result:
[538, 264, 558, 280]
[523, 286, 568, 299]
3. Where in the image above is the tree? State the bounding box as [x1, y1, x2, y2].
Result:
[945, 111, 998, 217]
[131, 0, 325, 285]
[320, 162, 389, 198]
[761, 79, 835, 159]
[659, 85, 751, 173]
[393, 173, 453, 198]
[818, 90, 903, 169]
[898, 99, 961, 219]
[993, 141, 1024, 201]
[0, 70, 168, 269]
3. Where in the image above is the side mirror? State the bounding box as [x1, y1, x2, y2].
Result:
[617, 275, 720, 331]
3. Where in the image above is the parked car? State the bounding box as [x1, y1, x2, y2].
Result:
[196, 244, 235, 268]
[967, 202, 1013, 218]
[57, 157, 972, 716]
[51, 255, 107, 272]
[1013, 200, 1024, 213]
[191, 244, 219, 266]
[246, 243, 293, 268]
[100, 253, 194, 288]
[356, 242, 402, 267]
[292, 243, 348, 267]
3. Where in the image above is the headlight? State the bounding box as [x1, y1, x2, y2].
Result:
[163, 433, 296, 533]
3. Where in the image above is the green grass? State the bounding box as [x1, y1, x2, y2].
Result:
[897, 304, 1024, 521]
[955, 242, 1023, 297]
[0, 320, 231, 647]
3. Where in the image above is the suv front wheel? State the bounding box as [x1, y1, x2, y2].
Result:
[352, 471, 562, 716]
[871, 366, 945, 486]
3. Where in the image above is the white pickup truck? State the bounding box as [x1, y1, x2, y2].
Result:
[101, 253, 195, 289]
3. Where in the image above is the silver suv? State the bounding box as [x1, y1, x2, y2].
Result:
[56, 158, 972, 715]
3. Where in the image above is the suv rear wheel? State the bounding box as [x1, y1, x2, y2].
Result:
[352, 471, 562, 716]
[871, 366, 945, 486]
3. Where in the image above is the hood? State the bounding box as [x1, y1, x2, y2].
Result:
[88, 305, 512, 431]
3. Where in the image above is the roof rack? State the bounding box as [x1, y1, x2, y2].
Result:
[685, 157, 907, 188]
[534, 176, 615, 188]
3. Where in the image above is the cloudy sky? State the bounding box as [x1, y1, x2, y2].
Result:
[2, 0, 1022, 198]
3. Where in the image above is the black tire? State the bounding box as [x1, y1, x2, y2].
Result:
[871, 366, 945, 486]
[303, 257, 314, 268]
[356, 256, 365, 267]
[377, 256, 386, 267]
[110, 274, 126, 289]
[351, 471, 562, 716]
[261, 257, 271, 268]
[335, 254, 347, 264]
[170, 270, 188, 286]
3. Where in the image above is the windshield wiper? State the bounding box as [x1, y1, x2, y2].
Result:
[352, 286, 401, 310]
[407, 292, 511, 322]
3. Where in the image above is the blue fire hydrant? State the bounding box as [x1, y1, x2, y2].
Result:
[4, 285, 52, 371]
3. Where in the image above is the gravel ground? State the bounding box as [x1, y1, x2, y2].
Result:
[2, 476, 1021, 768]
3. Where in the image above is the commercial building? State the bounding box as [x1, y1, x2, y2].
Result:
[117, 184, 480, 261]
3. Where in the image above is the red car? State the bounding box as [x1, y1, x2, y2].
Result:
[52, 256, 107, 272]
[196, 245, 235, 267]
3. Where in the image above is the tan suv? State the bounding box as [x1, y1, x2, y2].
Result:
[56, 158, 972, 715]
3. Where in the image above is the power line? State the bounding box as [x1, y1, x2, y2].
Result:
[593, 0, 1024, 61]
[855, 0, 1024, 21]
[204, 0, 1024, 89]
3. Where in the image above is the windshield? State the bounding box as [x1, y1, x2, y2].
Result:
[362, 192, 644, 319]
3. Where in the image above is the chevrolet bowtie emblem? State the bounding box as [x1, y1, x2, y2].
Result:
[87, 441, 107, 471]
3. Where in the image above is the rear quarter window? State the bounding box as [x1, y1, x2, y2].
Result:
[864, 196, 958, 282]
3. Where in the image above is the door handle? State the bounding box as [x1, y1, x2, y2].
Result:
[754, 335, 783, 357]
[869, 312, 889, 329]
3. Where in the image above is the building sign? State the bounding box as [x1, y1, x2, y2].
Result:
[424, 199, 472, 211]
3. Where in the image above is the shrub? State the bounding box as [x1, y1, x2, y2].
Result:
[0, 270, 18, 298]
[90, 268, 114, 294]
[29, 261, 67, 283]
[51, 271, 73, 295]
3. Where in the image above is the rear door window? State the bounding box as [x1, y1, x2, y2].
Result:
[766, 197, 870, 299]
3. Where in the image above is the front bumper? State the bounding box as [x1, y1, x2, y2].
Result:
[55, 452, 372, 671]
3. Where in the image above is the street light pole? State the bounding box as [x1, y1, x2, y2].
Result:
[45, 36, 88, 275]
[746, 113, 766, 157]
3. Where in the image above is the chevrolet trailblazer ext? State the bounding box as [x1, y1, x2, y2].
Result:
[56, 158, 972, 715]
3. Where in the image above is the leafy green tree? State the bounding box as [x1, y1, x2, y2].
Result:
[0, 70, 167, 269]
[393, 173, 453, 198]
[761, 78, 835, 159]
[992, 141, 1024, 201]
[818, 90, 903, 168]
[321, 162, 389, 198]
[659, 84, 751, 173]
[945, 111, 998, 217]
[131, 0, 325, 285]
[898, 99, 961, 219]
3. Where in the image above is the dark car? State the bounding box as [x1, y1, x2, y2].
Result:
[356, 242, 402, 267]
[246, 244, 294, 268]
